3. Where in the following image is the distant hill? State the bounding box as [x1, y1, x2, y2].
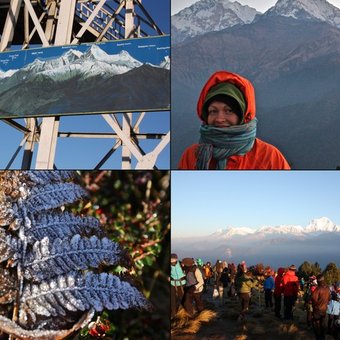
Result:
[172, 217, 340, 267]
[171, 6, 340, 169]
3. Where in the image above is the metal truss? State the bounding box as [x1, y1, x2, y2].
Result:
[0, 0, 169, 169]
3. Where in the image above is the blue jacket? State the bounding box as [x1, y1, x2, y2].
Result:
[171, 262, 186, 286]
[264, 276, 275, 290]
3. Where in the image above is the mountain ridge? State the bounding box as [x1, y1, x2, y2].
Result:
[171, 0, 260, 44]
[172, 0, 340, 45]
[208, 217, 340, 239]
[172, 217, 340, 267]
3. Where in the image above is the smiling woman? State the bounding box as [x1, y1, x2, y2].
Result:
[177, 70, 290, 170]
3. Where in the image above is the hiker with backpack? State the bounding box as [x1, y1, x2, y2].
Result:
[219, 267, 230, 305]
[263, 268, 275, 309]
[235, 263, 257, 320]
[203, 262, 213, 292]
[228, 263, 237, 299]
[282, 265, 299, 320]
[171, 254, 186, 319]
[182, 257, 205, 316]
[312, 274, 331, 340]
[304, 276, 318, 329]
[213, 260, 225, 306]
[274, 267, 285, 318]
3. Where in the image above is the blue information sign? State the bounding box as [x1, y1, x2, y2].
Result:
[0, 35, 170, 118]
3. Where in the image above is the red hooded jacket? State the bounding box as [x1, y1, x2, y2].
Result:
[178, 71, 290, 170]
[274, 267, 285, 297]
[282, 270, 299, 297]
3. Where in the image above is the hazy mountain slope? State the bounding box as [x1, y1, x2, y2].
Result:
[264, 0, 340, 27]
[171, 0, 260, 44]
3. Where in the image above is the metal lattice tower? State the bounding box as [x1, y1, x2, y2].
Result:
[0, 0, 170, 169]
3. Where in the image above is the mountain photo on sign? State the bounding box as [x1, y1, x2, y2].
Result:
[171, 0, 340, 169]
[0, 36, 170, 118]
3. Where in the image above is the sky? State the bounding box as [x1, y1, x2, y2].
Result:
[171, 171, 340, 238]
[171, 0, 340, 15]
[0, 1, 170, 169]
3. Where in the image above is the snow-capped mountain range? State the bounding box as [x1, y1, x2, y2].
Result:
[172, 0, 340, 44]
[172, 218, 340, 267]
[171, 0, 260, 44]
[0, 45, 169, 83]
[211, 217, 340, 239]
[264, 0, 340, 27]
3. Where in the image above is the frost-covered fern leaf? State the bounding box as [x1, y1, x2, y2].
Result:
[24, 235, 124, 281]
[0, 228, 20, 263]
[20, 183, 88, 214]
[0, 171, 151, 338]
[0, 267, 17, 305]
[25, 171, 76, 185]
[19, 272, 151, 326]
[25, 212, 101, 243]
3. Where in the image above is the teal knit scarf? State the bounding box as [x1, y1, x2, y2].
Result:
[195, 118, 257, 169]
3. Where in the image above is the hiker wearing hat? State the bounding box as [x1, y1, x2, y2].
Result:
[203, 262, 213, 291]
[304, 275, 318, 328]
[235, 264, 257, 320]
[312, 274, 331, 340]
[282, 265, 299, 320]
[171, 254, 186, 318]
[263, 269, 275, 309]
[182, 258, 204, 316]
[178, 70, 290, 169]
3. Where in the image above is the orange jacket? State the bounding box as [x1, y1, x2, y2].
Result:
[178, 70, 290, 170]
[282, 270, 299, 297]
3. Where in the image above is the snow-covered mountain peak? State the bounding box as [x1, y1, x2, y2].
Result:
[211, 226, 256, 239]
[305, 217, 340, 232]
[83, 44, 109, 61]
[258, 225, 305, 234]
[0, 68, 18, 79]
[62, 49, 83, 62]
[210, 218, 340, 239]
[171, 0, 260, 44]
[265, 0, 340, 27]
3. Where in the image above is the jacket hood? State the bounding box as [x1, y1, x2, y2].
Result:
[197, 70, 256, 124]
[277, 267, 285, 277]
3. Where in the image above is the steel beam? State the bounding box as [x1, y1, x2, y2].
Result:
[22, 118, 37, 169]
[55, 0, 76, 45]
[0, 0, 22, 51]
[135, 131, 170, 169]
[35, 116, 60, 169]
[71, 0, 106, 44]
[23, 0, 49, 46]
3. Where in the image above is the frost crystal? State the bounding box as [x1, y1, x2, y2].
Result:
[0, 171, 150, 339]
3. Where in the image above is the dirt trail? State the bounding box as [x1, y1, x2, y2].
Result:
[171, 284, 335, 340]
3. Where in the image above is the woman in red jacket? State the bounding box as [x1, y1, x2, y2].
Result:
[178, 70, 290, 170]
[274, 267, 285, 318]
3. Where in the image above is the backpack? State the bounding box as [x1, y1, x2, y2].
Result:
[220, 272, 229, 288]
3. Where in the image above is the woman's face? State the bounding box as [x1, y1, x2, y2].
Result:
[207, 100, 240, 127]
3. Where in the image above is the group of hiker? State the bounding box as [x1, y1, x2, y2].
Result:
[171, 255, 340, 340]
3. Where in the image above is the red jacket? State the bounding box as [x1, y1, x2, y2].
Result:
[282, 270, 299, 297]
[274, 267, 285, 297]
[178, 70, 290, 170]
